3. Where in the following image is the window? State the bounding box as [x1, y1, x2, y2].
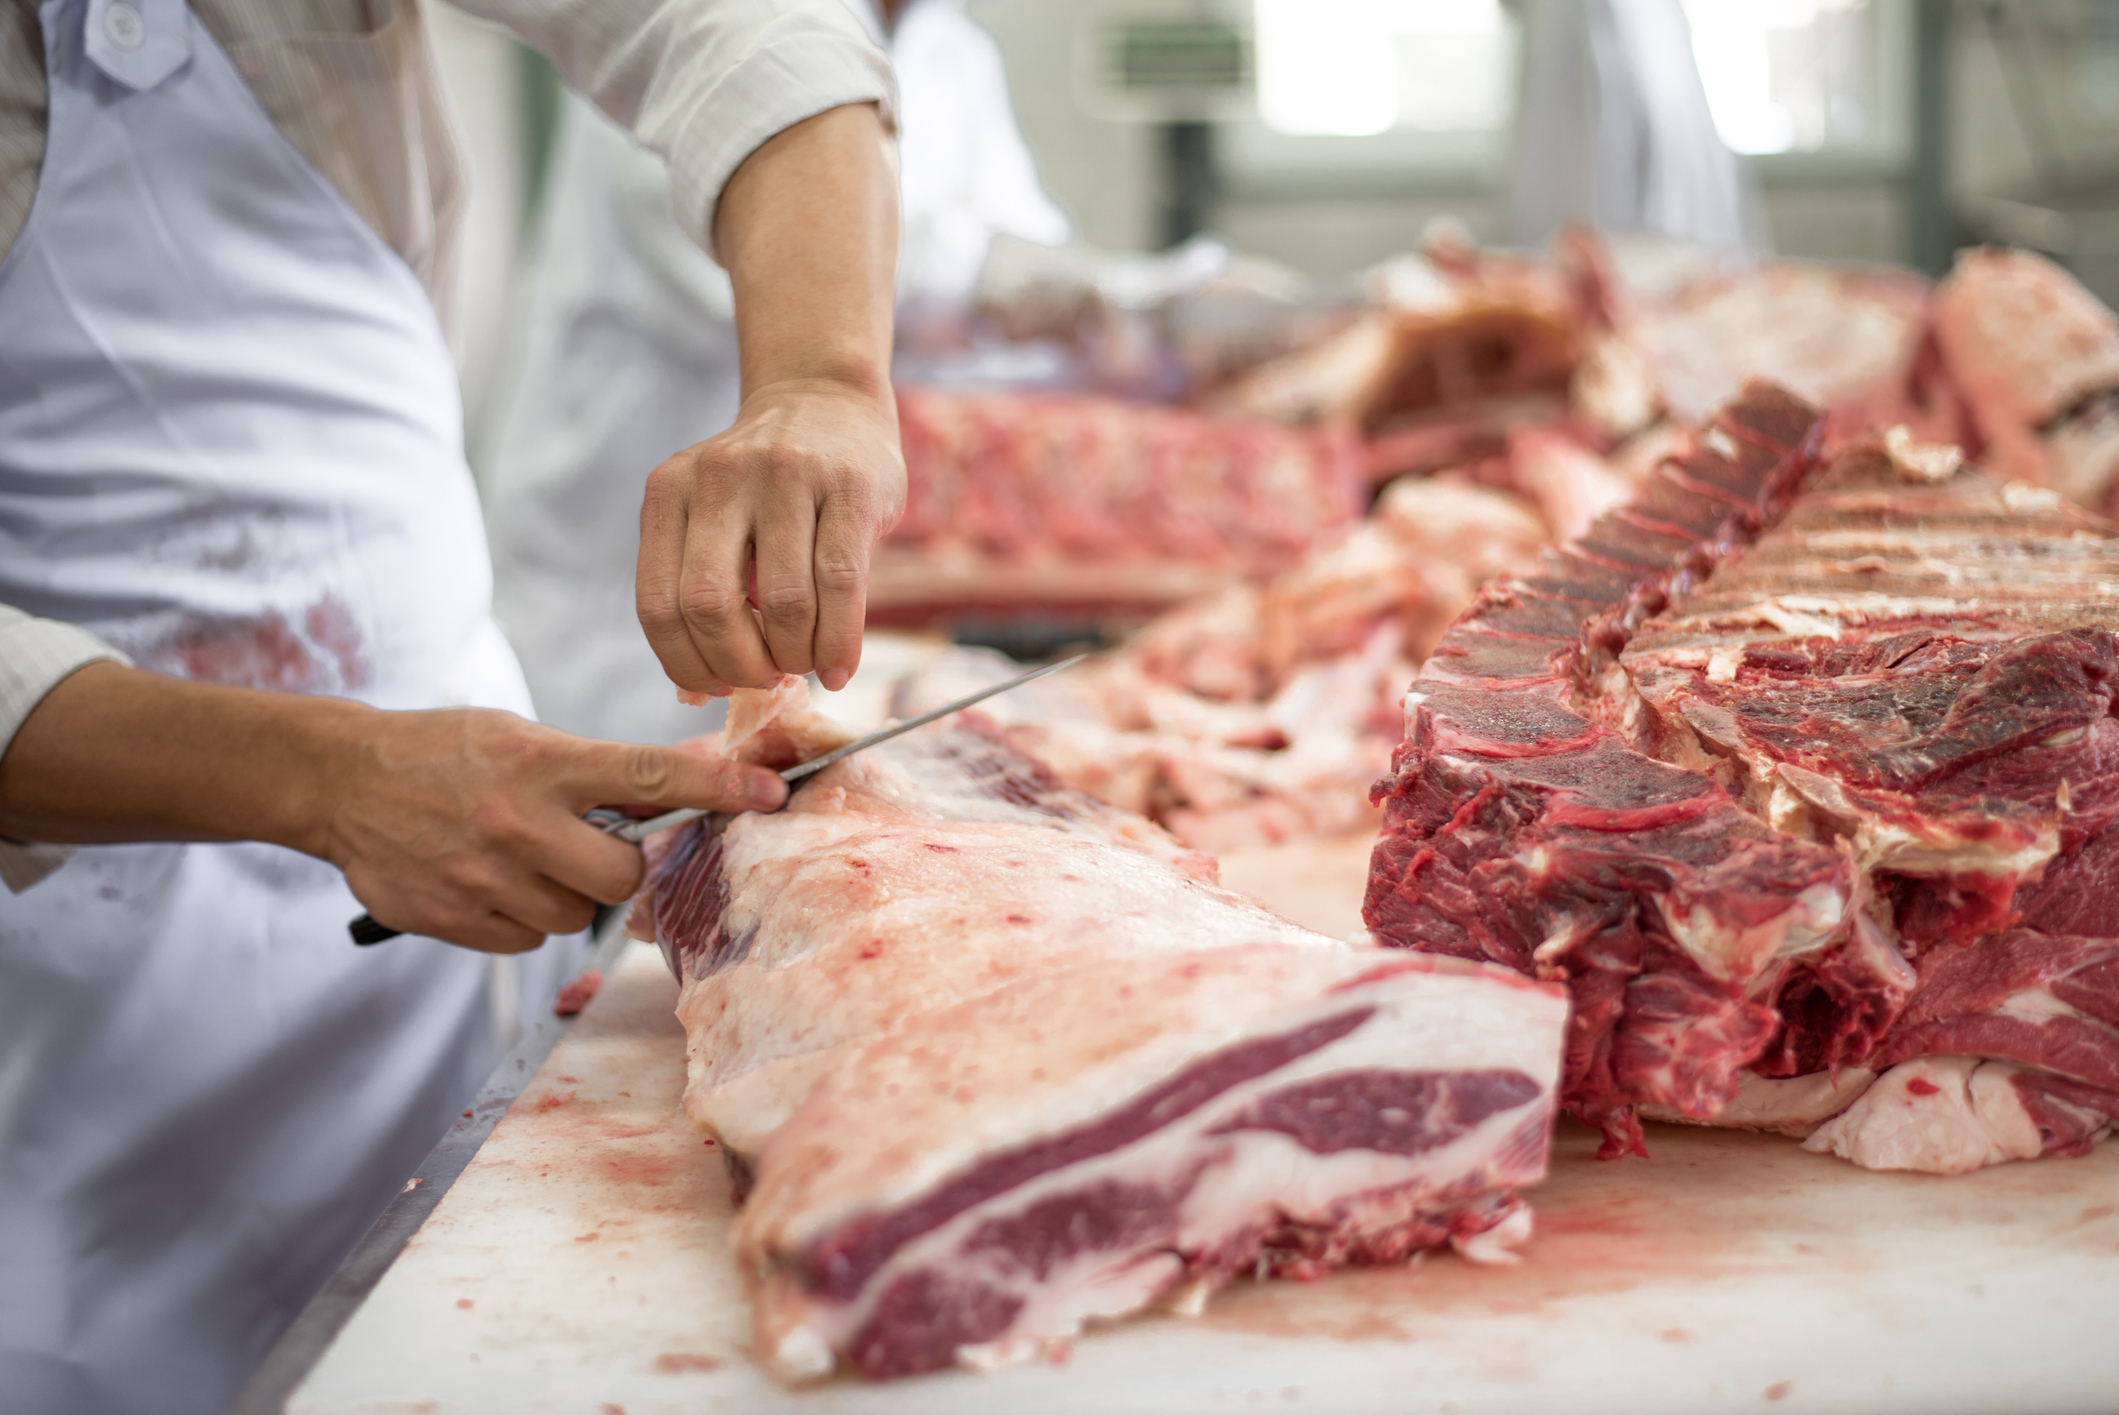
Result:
[1253, 0, 1517, 138]
[1681, 0, 1881, 155]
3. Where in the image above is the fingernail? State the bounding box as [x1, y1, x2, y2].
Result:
[751, 772, 789, 810]
[819, 668, 850, 692]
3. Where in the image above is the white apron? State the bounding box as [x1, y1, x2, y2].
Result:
[1509, 0, 1762, 255]
[0, 3, 571, 1411]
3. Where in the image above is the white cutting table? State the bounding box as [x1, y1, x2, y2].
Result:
[272, 834, 2119, 1415]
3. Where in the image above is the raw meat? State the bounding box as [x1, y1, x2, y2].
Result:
[1622, 442, 2119, 1170]
[883, 473, 1557, 855]
[552, 969, 603, 1017]
[1215, 246, 1588, 433]
[874, 388, 1362, 622]
[632, 677, 1568, 1381]
[1501, 425, 1641, 541]
[1931, 247, 2119, 515]
[1365, 381, 1849, 1157]
[1621, 259, 1930, 435]
[1368, 375, 2119, 1173]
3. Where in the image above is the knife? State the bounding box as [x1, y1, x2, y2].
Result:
[348, 653, 1087, 946]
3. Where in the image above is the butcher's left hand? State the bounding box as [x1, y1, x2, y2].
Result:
[636, 102, 903, 700]
[637, 377, 903, 698]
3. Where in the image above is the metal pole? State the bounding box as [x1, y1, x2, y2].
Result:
[1160, 119, 1216, 248]
[1907, 0, 1953, 275]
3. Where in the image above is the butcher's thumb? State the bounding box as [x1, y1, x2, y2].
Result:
[586, 740, 787, 815]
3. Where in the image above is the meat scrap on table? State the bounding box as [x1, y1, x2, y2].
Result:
[1365, 376, 2119, 1176]
[628, 677, 1567, 1383]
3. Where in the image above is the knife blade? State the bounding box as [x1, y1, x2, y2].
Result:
[349, 653, 1087, 945]
[607, 652, 1086, 844]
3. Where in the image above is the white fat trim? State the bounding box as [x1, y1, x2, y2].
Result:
[1772, 763, 2060, 878]
[1654, 1067, 1876, 1133]
[1883, 425, 1964, 483]
[690, 1051, 835, 1156]
[1532, 919, 1589, 966]
[1801, 1055, 2045, 1174]
[953, 1335, 1045, 1375]
[1678, 591, 1981, 633]
[1779, 527, 1991, 554]
[1452, 1202, 1533, 1265]
[1767, 525, 2101, 562]
[1656, 880, 1846, 983]
[1765, 773, 1824, 840]
[953, 1251, 1185, 1374]
[1851, 907, 1919, 993]
[1706, 646, 1744, 683]
[780, 1019, 1557, 1356]
[1997, 988, 2093, 1026]
[1699, 599, 1847, 640]
[1166, 1278, 1214, 1318]
[1852, 815, 2058, 877]
[2002, 482, 2064, 513]
[764, 1323, 835, 1384]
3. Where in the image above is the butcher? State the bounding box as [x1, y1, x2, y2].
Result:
[0, 2, 902, 1412]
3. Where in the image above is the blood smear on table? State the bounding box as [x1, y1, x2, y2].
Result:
[554, 969, 604, 1017]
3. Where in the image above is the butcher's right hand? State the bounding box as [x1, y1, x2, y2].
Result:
[0, 662, 789, 955]
[318, 708, 788, 954]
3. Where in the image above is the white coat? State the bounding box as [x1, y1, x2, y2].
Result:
[0, 2, 576, 1410]
[478, 0, 1070, 747]
[1510, 0, 1763, 255]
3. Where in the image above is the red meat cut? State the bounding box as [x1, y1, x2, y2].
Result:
[873, 388, 1363, 623]
[1367, 382, 2119, 1173]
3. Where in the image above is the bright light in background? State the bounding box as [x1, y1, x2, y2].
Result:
[1255, 0, 1397, 136]
[1682, 0, 1873, 155]
[1255, 0, 1514, 138]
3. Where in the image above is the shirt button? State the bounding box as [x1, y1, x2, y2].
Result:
[103, 2, 146, 50]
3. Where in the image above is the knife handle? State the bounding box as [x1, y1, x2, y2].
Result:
[348, 810, 638, 945]
[349, 914, 402, 946]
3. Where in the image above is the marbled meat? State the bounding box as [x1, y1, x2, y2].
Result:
[1366, 377, 2119, 1173]
[632, 678, 1567, 1381]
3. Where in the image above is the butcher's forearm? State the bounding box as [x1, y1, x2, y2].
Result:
[715, 102, 898, 402]
[0, 662, 787, 952]
[637, 100, 904, 697]
[0, 661, 352, 851]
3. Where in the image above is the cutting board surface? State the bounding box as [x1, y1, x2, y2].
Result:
[293, 888, 2119, 1415]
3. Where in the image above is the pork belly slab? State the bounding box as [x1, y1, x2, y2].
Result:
[1367, 379, 2119, 1173]
[634, 679, 1567, 1381]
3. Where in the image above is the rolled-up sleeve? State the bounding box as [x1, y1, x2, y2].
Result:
[0, 605, 129, 891]
[461, 0, 897, 261]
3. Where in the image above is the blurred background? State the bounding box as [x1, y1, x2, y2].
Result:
[429, 0, 2119, 448]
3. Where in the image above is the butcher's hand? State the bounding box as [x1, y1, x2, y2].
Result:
[0, 661, 787, 954]
[638, 378, 902, 697]
[317, 707, 786, 952]
[637, 101, 904, 698]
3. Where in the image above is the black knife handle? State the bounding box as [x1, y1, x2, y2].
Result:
[349, 914, 402, 946]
